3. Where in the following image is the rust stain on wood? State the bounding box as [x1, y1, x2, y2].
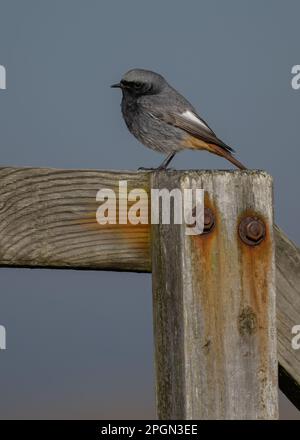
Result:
[237, 208, 276, 403]
[188, 194, 227, 393]
[76, 199, 151, 253]
[237, 209, 272, 316]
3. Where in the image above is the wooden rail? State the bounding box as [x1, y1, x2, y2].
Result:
[0, 167, 299, 415]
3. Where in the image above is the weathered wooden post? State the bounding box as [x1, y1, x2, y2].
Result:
[151, 171, 278, 419]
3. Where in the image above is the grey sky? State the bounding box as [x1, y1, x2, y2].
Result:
[0, 0, 299, 419]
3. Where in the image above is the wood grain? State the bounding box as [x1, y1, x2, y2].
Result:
[151, 170, 278, 419]
[275, 226, 300, 409]
[0, 167, 151, 271]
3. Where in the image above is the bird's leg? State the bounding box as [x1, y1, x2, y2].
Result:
[156, 152, 176, 170]
[138, 153, 176, 171]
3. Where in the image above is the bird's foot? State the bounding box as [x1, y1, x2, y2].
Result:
[156, 165, 174, 171]
[138, 166, 174, 172]
[138, 167, 155, 171]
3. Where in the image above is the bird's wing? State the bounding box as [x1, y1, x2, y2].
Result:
[150, 108, 235, 153]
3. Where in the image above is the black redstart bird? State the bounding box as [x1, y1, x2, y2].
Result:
[111, 69, 246, 170]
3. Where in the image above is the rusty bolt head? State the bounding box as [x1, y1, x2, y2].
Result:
[188, 207, 215, 234]
[239, 217, 266, 246]
[203, 207, 215, 234]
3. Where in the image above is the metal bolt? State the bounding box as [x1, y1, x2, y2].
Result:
[188, 206, 215, 234]
[239, 216, 266, 246]
[203, 207, 215, 234]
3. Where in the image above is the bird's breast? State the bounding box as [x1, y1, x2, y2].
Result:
[121, 97, 139, 131]
[120, 96, 185, 154]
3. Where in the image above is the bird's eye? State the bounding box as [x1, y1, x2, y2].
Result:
[134, 82, 143, 89]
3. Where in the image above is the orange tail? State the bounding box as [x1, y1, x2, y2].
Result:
[184, 134, 247, 170]
[208, 144, 247, 170]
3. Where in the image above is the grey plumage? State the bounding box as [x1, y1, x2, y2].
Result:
[111, 68, 246, 169]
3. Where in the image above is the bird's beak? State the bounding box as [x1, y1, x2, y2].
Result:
[111, 83, 122, 88]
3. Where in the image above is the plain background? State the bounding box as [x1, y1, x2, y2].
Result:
[0, 0, 299, 419]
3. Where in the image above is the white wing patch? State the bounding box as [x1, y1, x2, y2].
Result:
[149, 112, 159, 120]
[181, 110, 211, 132]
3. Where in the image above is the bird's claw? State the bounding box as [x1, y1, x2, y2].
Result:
[138, 166, 174, 172]
[156, 166, 174, 171]
[138, 167, 156, 171]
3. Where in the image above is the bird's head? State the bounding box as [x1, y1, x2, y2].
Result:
[111, 69, 166, 97]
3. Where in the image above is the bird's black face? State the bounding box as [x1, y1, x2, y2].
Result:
[111, 69, 166, 98]
[111, 79, 156, 97]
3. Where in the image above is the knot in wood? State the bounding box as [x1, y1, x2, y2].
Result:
[238, 306, 257, 336]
